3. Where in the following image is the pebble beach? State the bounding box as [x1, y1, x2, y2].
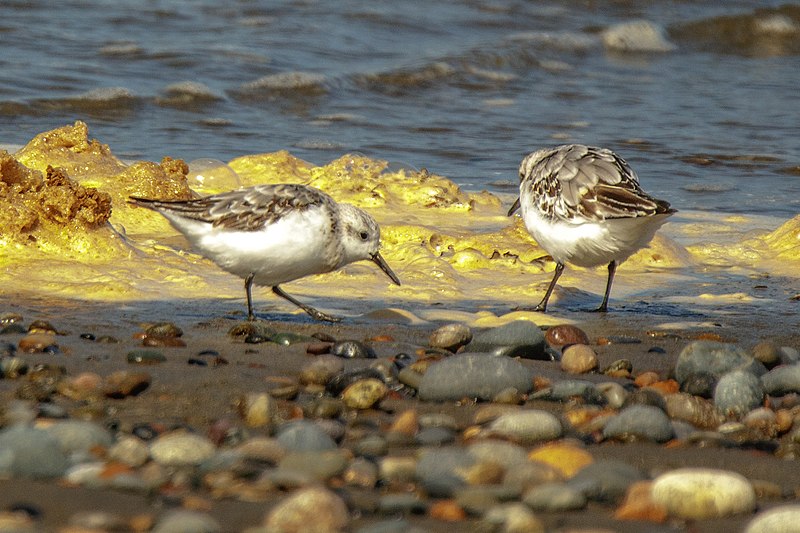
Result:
[2, 287, 800, 532]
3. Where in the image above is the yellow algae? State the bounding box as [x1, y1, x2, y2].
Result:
[762, 214, 800, 260]
[111, 158, 194, 235]
[0, 161, 114, 255]
[624, 233, 695, 269]
[15, 120, 127, 179]
[227, 150, 313, 185]
[230, 151, 501, 222]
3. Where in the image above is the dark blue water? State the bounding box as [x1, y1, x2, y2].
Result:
[1, 1, 799, 216]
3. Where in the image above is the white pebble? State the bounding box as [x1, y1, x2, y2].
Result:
[652, 468, 756, 519]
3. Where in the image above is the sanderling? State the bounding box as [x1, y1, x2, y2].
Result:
[130, 183, 400, 321]
[508, 144, 675, 312]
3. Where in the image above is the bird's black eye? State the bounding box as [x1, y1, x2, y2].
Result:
[359, 231, 369, 240]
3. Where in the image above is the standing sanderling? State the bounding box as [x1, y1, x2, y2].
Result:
[508, 144, 675, 312]
[130, 183, 400, 321]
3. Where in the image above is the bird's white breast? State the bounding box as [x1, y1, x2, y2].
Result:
[163, 207, 337, 286]
[521, 207, 670, 267]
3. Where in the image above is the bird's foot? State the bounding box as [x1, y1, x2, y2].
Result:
[304, 307, 343, 323]
[512, 305, 548, 313]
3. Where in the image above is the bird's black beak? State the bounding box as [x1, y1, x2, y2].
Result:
[371, 252, 401, 286]
[507, 197, 521, 217]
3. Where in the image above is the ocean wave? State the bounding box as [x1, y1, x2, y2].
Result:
[601, 20, 676, 53]
[235, 72, 329, 100]
[155, 81, 224, 109]
[670, 5, 800, 56]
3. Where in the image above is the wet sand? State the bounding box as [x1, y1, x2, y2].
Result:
[2, 293, 799, 532]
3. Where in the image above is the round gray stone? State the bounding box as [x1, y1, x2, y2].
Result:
[0, 425, 69, 479]
[761, 363, 800, 396]
[44, 420, 114, 455]
[602, 404, 674, 443]
[533, 379, 605, 404]
[567, 460, 645, 503]
[466, 320, 546, 359]
[523, 482, 587, 511]
[415, 447, 476, 497]
[276, 420, 337, 452]
[418, 353, 533, 401]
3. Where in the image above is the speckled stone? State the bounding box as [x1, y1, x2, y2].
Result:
[483, 409, 563, 444]
[342, 378, 388, 409]
[745, 504, 800, 533]
[533, 379, 605, 404]
[108, 436, 150, 467]
[664, 392, 726, 429]
[429, 323, 473, 352]
[714, 369, 765, 418]
[264, 486, 349, 532]
[149, 431, 216, 466]
[675, 341, 766, 386]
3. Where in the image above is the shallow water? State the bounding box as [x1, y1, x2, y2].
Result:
[1, 1, 798, 215]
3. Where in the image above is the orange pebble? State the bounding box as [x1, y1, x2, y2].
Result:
[389, 409, 419, 436]
[429, 500, 466, 521]
[634, 371, 660, 387]
[645, 379, 679, 395]
[367, 334, 395, 342]
[614, 481, 668, 522]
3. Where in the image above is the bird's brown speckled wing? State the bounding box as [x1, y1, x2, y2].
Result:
[130, 183, 332, 231]
[520, 144, 675, 222]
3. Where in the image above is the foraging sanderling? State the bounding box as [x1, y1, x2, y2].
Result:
[130, 183, 400, 321]
[508, 144, 675, 312]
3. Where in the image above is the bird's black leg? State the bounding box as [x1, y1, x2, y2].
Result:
[594, 260, 617, 313]
[534, 261, 565, 312]
[515, 262, 565, 313]
[272, 286, 342, 323]
[245, 273, 256, 321]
